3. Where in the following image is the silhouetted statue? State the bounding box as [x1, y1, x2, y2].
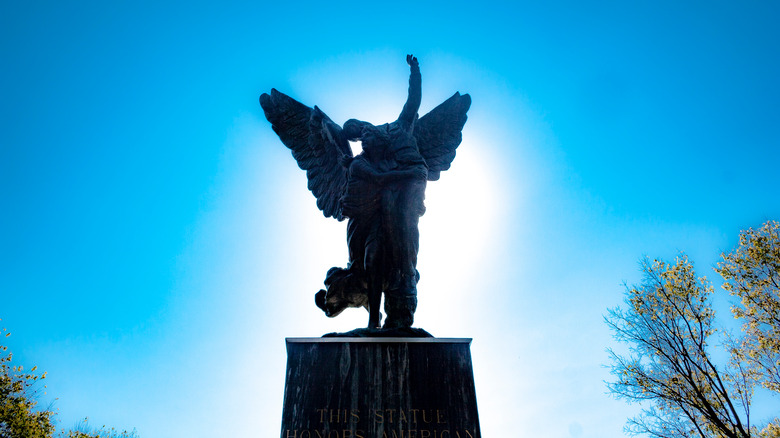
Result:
[260, 55, 470, 331]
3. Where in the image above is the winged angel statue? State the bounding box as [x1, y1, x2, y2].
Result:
[260, 55, 470, 331]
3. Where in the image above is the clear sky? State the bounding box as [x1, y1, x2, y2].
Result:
[2, 1, 779, 437]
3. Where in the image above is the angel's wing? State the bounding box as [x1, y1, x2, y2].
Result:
[413, 92, 472, 181]
[260, 89, 352, 220]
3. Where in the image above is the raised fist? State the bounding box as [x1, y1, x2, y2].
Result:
[406, 54, 419, 69]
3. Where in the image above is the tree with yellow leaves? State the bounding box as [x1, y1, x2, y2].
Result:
[717, 221, 780, 395]
[606, 221, 780, 438]
[0, 326, 55, 438]
[0, 324, 138, 438]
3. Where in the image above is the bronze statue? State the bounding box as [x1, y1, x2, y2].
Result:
[260, 55, 470, 331]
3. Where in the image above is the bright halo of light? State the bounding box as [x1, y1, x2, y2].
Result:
[415, 139, 503, 332]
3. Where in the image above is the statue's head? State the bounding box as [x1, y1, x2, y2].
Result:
[343, 119, 368, 141]
[343, 119, 389, 163]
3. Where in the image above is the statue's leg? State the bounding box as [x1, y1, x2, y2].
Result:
[367, 276, 383, 329]
[382, 286, 417, 328]
[363, 218, 384, 329]
[382, 180, 425, 329]
[382, 242, 419, 328]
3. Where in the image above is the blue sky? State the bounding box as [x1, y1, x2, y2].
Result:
[2, 1, 779, 437]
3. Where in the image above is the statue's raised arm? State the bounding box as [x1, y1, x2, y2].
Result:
[398, 54, 422, 129]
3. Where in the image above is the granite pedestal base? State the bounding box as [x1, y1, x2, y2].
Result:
[281, 338, 481, 438]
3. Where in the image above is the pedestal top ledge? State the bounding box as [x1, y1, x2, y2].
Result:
[286, 337, 472, 344]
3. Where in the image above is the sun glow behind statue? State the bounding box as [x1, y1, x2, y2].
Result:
[270, 126, 505, 334]
[415, 138, 505, 331]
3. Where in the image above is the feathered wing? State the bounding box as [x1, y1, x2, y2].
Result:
[413, 92, 472, 181]
[259, 89, 352, 220]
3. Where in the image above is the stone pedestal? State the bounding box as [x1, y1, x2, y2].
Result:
[281, 338, 481, 438]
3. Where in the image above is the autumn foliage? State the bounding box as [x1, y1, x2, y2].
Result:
[607, 221, 780, 438]
[0, 325, 138, 438]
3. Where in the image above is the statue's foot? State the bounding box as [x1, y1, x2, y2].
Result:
[368, 312, 383, 329]
[382, 292, 416, 330]
[382, 314, 413, 330]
